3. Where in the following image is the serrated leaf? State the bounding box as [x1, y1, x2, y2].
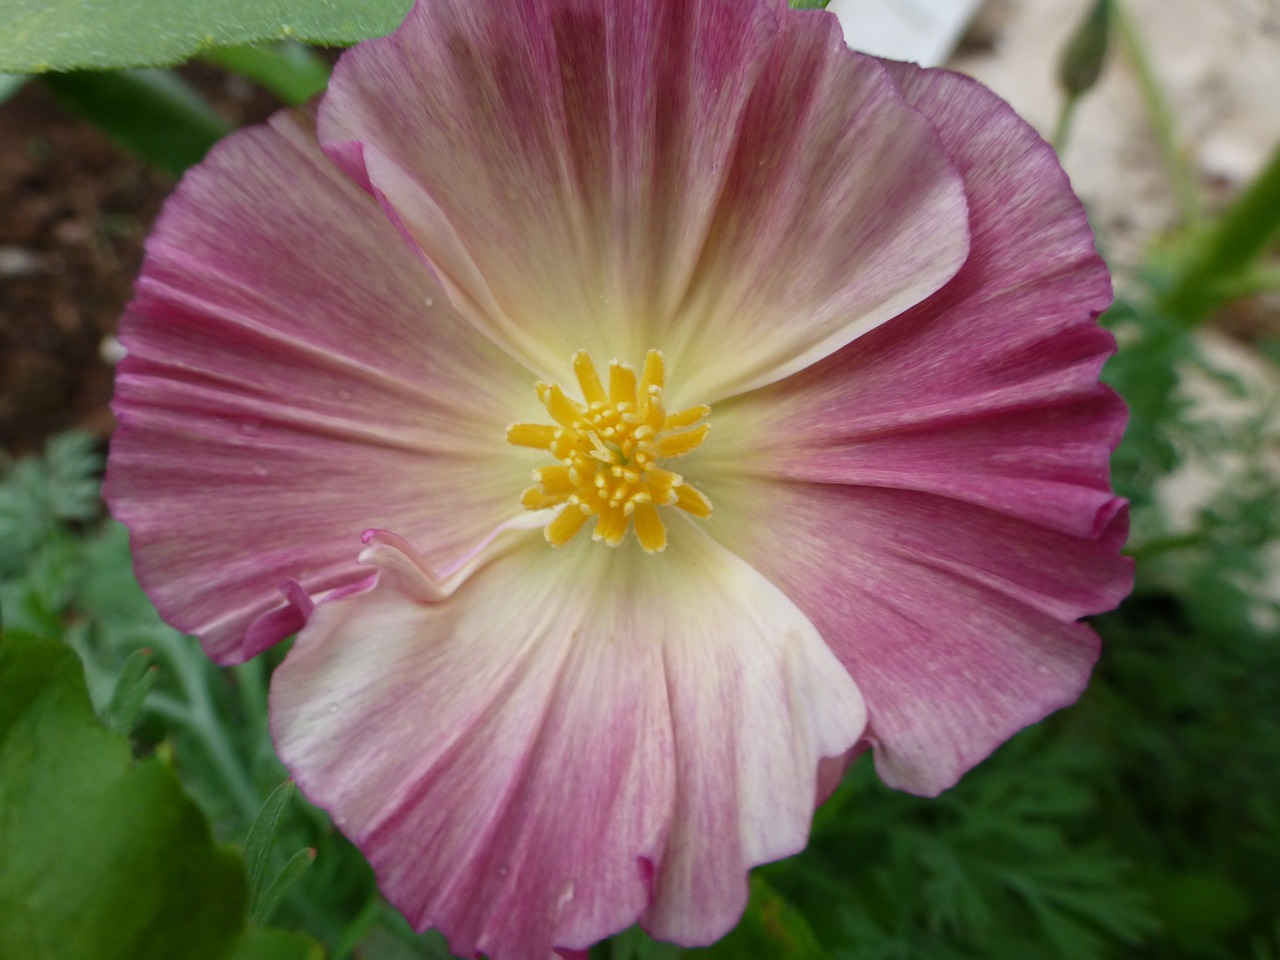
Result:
[0, 635, 247, 960]
[0, 0, 412, 73]
[0, 432, 101, 575]
[40, 431, 103, 521]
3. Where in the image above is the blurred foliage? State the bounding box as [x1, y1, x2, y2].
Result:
[2, 236, 1279, 960]
[0, 636, 247, 960]
[0, 0, 409, 73]
[43, 69, 231, 175]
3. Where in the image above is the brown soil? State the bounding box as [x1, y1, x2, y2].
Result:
[0, 67, 281, 456]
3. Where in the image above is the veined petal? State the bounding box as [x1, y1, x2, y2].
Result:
[707, 64, 1121, 536]
[708, 480, 1127, 796]
[318, 0, 968, 403]
[104, 111, 540, 664]
[696, 65, 1129, 794]
[663, 14, 969, 402]
[271, 521, 865, 958]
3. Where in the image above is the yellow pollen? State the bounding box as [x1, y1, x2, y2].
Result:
[505, 350, 712, 554]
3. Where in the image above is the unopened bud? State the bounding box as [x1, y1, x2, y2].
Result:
[1058, 0, 1113, 99]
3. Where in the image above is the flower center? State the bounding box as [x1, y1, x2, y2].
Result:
[506, 350, 712, 554]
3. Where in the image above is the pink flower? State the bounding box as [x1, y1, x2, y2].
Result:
[105, 0, 1131, 956]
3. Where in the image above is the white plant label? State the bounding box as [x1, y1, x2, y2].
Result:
[828, 0, 985, 67]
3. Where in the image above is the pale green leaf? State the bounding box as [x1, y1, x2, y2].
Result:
[0, 0, 412, 73]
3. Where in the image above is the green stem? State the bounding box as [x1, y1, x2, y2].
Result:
[1157, 139, 1280, 324]
[203, 43, 330, 105]
[1053, 95, 1080, 155]
[233, 656, 268, 733]
[1127, 530, 1213, 561]
[1205, 266, 1280, 301]
[1113, 0, 1200, 226]
[148, 629, 261, 824]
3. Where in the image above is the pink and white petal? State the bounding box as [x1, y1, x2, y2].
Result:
[704, 479, 1129, 797]
[105, 111, 539, 665]
[319, 0, 968, 402]
[271, 522, 865, 959]
[319, 0, 776, 378]
[640, 522, 867, 943]
[706, 63, 1120, 536]
[663, 13, 969, 402]
[689, 65, 1127, 792]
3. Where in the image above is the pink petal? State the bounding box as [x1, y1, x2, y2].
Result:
[710, 482, 1127, 796]
[270, 522, 865, 958]
[319, 0, 969, 402]
[696, 65, 1129, 794]
[708, 63, 1120, 535]
[104, 112, 539, 664]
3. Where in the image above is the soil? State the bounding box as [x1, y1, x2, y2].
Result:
[0, 66, 281, 456]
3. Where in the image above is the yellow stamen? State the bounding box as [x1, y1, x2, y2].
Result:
[665, 404, 710, 430]
[507, 350, 712, 554]
[608, 361, 637, 407]
[505, 422, 557, 449]
[573, 350, 607, 406]
[640, 350, 665, 393]
[674, 482, 712, 519]
[533, 465, 577, 496]
[632, 501, 666, 553]
[546, 501, 590, 546]
[656, 422, 710, 459]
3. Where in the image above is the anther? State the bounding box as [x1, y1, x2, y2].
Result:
[506, 350, 712, 553]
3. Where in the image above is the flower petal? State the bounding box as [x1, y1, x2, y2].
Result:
[708, 481, 1127, 796]
[706, 63, 1120, 536]
[270, 522, 865, 958]
[319, 0, 969, 402]
[105, 111, 539, 664]
[695, 65, 1130, 795]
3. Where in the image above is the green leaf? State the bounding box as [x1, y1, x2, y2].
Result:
[42, 69, 230, 175]
[224, 927, 323, 960]
[1157, 137, 1280, 324]
[0, 635, 247, 960]
[0, 0, 412, 73]
[245, 780, 296, 909]
[0, 431, 101, 576]
[203, 42, 330, 105]
[252, 847, 317, 925]
[104, 646, 158, 736]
